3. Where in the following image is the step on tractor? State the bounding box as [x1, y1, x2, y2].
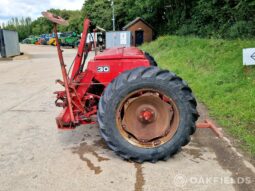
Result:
[42, 12, 222, 163]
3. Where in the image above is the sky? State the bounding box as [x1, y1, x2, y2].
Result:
[0, 0, 84, 24]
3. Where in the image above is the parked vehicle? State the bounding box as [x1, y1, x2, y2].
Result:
[21, 35, 39, 44]
[76, 32, 105, 50]
[60, 32, 80, 48]
[47, 32, 62, 46]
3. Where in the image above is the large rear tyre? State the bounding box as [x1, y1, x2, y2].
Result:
[98, 67, 198, 163]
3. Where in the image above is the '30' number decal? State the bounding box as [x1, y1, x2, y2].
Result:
[97, 66, 110, 73]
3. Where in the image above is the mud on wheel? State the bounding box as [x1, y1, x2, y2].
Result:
[98, 67, 198, 163]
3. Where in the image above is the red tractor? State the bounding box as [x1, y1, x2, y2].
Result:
[42, 12, 221, 163]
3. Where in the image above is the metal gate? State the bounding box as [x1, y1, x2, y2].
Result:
[0, 29, 20, 58]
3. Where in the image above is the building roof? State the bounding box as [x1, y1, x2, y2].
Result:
[122, 17, 154, 31]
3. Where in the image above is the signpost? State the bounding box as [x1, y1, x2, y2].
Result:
[243, 48, 255, 66]
[108, 0, 115, 31]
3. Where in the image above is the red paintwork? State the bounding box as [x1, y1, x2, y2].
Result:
[53, 23, 75, 123]
[53, 18, 150, 129]
[196, 120, 223, 138]
[88, 50, 149, 85]
[71, 19, 91, 80]
[94, 47, 146, 60]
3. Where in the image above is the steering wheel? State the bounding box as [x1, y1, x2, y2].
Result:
[42, 11, 69, 26]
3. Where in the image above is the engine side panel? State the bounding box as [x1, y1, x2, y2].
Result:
[87, 58, 150, 85]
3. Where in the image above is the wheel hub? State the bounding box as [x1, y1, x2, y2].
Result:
[116, 90, 180, 147]
[137, 106, 156, 123]
[116, 89, 180, 148]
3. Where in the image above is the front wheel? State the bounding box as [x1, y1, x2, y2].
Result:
[98, 67, 198, 162]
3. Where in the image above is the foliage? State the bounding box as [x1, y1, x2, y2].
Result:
[81, 0, 165, 32]
[81, 0, 254, 39]
[2, 0, 254, 40]
[30, 17, 52, 36]
[46, 9, 83, 33]
[142, 36, 255, 156]
[2, 9, 82, 41]
[2, 17, 33, 41]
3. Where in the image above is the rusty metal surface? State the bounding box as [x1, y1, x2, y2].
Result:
[42, 12, 69, 26]
[122, 93, 171, 141]
[116, 89, 180, 148]
[196, 120, 223, 138]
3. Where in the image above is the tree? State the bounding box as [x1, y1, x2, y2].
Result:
[3, 0, 254, 40]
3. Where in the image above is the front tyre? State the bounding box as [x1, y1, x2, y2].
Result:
[98, 67, 198, 163]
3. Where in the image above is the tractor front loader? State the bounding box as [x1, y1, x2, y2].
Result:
[42, 12, 222, 163]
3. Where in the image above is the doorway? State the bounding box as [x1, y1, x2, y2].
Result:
[135, 30, 144, 46]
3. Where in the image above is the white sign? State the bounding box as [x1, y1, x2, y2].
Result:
[243, 48, 255, 66]
[120, 32, 127, 45]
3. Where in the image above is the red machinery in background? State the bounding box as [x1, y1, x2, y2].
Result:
[42, 12, 222, 162]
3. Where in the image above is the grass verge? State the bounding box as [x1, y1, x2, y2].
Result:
[142, 36, 255, 156]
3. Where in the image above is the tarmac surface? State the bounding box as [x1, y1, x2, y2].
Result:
[0, 44, 254, 191]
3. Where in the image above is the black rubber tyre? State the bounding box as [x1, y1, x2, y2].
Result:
[145, 52, 158, 66]
[98, 67, 198, 163]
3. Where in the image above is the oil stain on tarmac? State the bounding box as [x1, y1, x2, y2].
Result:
[72, 136, 146, 191]
[72, 140, 109, 174]
[134, 163, 145, 191]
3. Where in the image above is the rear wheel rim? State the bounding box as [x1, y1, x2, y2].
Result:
[116, 89, 180, 148]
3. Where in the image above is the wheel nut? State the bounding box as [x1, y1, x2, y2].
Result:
[153, 140, 161, 146]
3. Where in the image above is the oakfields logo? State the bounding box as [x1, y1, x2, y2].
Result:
[173, 173, 252, 187]
[174, 174, 188, 187]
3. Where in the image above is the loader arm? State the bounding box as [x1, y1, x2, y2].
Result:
[71, 19, 91, 80]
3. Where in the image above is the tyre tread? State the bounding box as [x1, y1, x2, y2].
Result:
[98, 66, 198, 162]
